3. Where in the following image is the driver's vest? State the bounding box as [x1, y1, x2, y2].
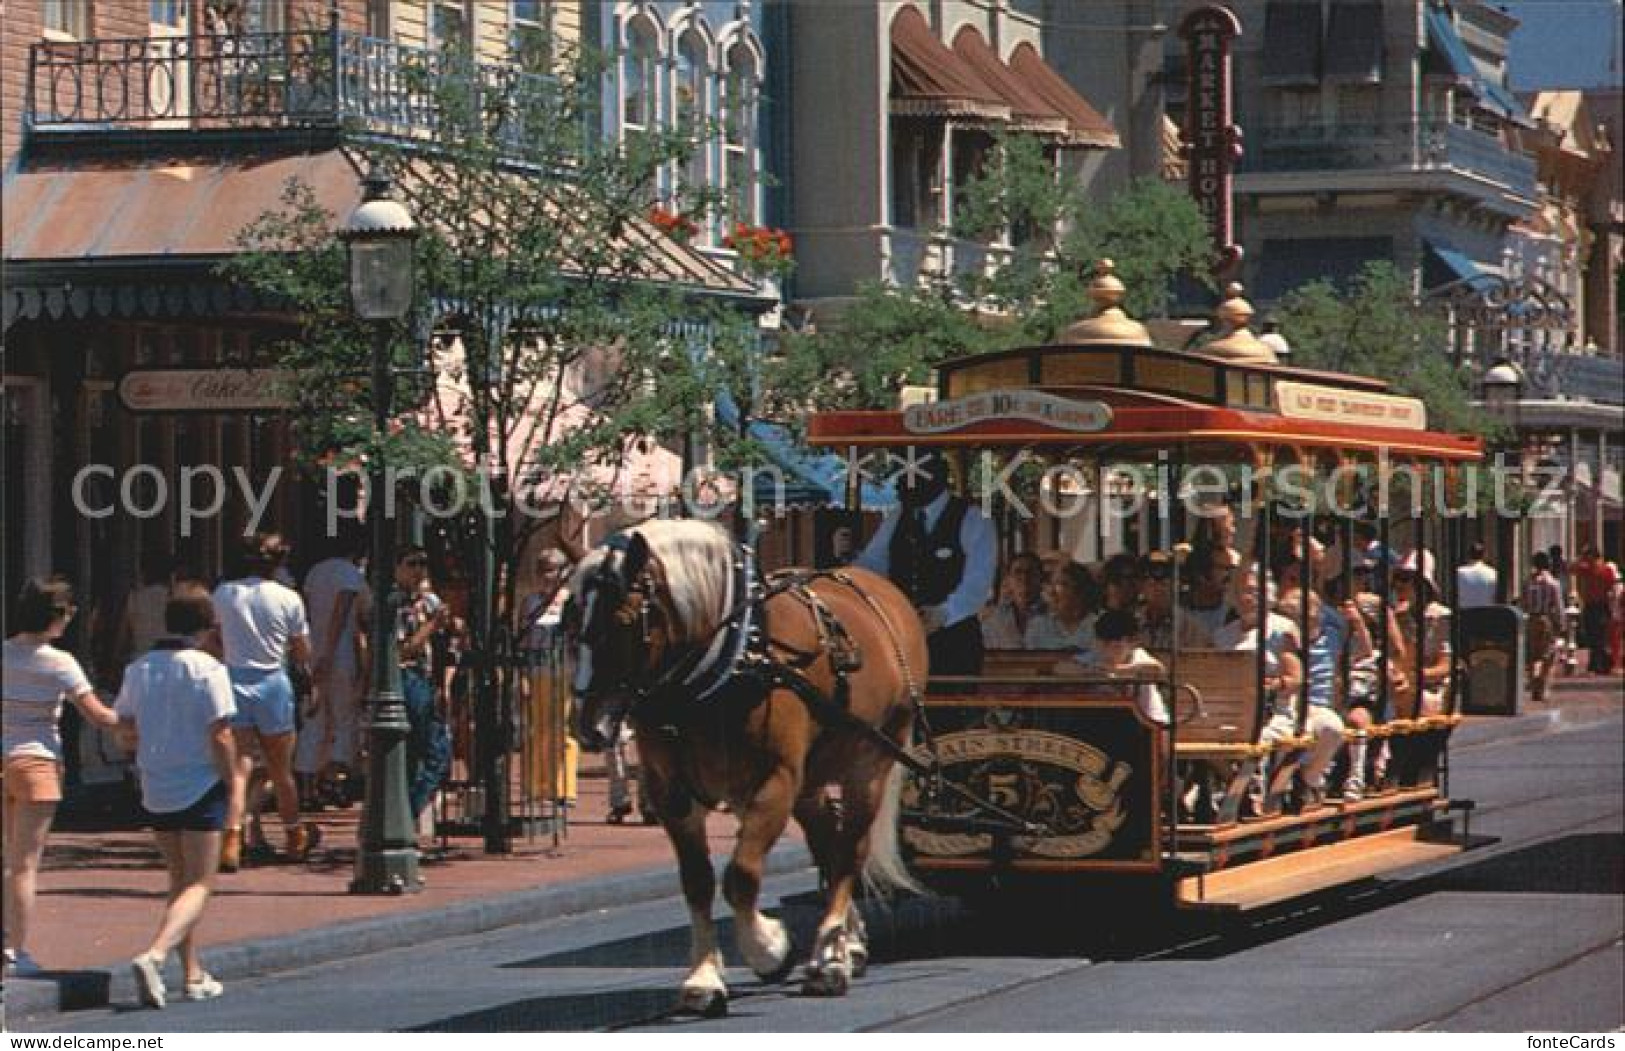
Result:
[887, 496, 969, 609]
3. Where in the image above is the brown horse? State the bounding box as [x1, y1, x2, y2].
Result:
[568, 519, 927, 1013]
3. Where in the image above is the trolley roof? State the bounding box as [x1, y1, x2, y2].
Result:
[807, 269, 1484, 465]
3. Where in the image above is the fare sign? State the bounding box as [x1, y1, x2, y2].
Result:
[1274, 381, 1428, 431]
[118, 369, 293, 413]
[903, 389, 1113, 434]
[1180, 5, 1244, 277]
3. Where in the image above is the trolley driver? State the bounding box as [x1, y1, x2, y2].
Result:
[857, 452, 996, 675]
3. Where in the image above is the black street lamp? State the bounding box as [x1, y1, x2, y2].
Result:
[344, 167, 422, 895]
[1481, 357, 1526, 601]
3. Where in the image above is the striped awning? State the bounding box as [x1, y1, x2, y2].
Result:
[1006, 43, 1119, 149]
[889, 6, 1010, 122]
[950, 27, 1069, 137]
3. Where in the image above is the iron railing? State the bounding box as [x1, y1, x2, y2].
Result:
[27, 29, 561, 157]
[1241, 118, 1539, 200]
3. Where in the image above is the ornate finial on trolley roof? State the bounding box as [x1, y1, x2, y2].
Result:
[1199, 281, 1280, 364]
[1057, 259, 1153, 348]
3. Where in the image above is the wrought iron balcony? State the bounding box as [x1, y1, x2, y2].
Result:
[1240, 118, 1539, 201]
[26, 28, 561, 158]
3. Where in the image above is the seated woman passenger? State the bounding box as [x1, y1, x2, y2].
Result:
[1276, 587, 1357, 811]
[1212, 566, 1303, 816]
[981, 552, 1047, 650]
[1392, 551, 1452, 717]
[1139, 552, 1212, 651]
[1341, 594, 1408, 801]
[1055, 609, 1169, 727]
[1024, 561, 1098, 653]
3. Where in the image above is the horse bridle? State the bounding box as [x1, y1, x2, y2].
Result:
[573, 534, 757, 711]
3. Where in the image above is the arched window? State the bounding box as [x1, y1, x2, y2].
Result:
[723, 40, 759, 224]
[675, 30, 711, 202]
[623, 17, 660, 133]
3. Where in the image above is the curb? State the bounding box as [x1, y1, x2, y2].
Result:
[6, 843, 813, 1028]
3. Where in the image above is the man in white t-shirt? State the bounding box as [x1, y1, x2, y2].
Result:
[294, 534, 368, 804]
[1456, 542, 1498, 609]
[212, 533, 314, 868]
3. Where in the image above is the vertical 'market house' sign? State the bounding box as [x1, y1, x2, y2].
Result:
[1180, 4, 1244, 280]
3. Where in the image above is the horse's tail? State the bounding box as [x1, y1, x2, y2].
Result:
[862, 762, 925, 899]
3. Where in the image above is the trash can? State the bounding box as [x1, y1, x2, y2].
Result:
[1459, 605, 1525, 716]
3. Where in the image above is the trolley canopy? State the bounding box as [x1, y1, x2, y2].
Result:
[808, 343, 1483, 463]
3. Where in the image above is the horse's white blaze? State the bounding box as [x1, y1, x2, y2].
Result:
[737, 911, 790, 978]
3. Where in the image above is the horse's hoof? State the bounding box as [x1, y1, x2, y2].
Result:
[802, 962, 851, 997]
[741, 917, 793, 982]
[677, 986, 729, 1018]
[849, 944, 869, 979]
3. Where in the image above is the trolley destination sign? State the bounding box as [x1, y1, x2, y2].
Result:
[1274, 380, 1428, 431]
[904, 390, 1113, 434]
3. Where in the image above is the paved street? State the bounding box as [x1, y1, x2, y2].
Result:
[30, 695, 1622, 1033]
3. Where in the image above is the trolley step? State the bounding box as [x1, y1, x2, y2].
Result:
[1175, 823, 1466, 912]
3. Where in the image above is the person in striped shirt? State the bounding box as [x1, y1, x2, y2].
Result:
[3, 578, 121, 976]
[1522, 551, 1564, 704]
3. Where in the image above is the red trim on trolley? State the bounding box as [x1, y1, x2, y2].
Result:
[807, 406, 1484, 461]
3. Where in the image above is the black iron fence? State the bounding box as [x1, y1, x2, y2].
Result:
[28, 29, 561, 155]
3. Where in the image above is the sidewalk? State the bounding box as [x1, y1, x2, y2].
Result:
[7, 673, 1618, 1026]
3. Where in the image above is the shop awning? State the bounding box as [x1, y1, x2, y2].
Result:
[1423, 237, 1492, 289]
[1324, 1, 1384, 84]
[3, 147, 763, 328]
[950, 27, 1069, 138]
[889, 6, 1010, 122]
[1424, 4, 1525, 121]
[1006, 43, 1119, 148]
[1261, 0, 1323, 87]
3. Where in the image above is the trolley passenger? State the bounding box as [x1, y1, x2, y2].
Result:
[1393, 552, 1452, 717]
[1342, 594, 1404, 800]
[1024, 561, 1099, 654]
[1139, 552, 1211, 650]
[981, 552, 1047, 650]
[1211, 566, 1302, 817]
[1278, 588, 1357, 811]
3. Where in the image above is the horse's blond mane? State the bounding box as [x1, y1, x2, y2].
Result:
[636, 519, 736, 643]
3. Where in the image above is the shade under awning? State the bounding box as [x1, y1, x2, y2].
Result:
[951, 27, 1069, 137]
[1261, 0, 1322, 87]
[1324, 1, 1384, 84]
[1006, 43, 1119, 148]
[889, 6, 1010, 122]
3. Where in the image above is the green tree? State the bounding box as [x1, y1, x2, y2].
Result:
[806, 134, 1213, 409]
[1272, 262, 1489, 435]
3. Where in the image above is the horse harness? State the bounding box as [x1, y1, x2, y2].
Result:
[602, 539, 1043, 837]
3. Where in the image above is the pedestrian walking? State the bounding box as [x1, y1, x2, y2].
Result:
[518, 549, 580, 813]
[3, 578, 121, 976]
[212, 532, 316, 869]
[1572, 544, 1618, 674]
[117, 590, 238, 1008]
[1522, 551, 1563, 703]
[388, 547, 452, 823]
[1455, 542, 1498, 609]
[295, 531, 368, 808]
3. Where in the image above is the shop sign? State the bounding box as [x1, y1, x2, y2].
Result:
[118, 369, 293, 413]
[1274, 380, 1427, 431]
[903, 389, 1112, 434]
[1179, 5, 1244, 277]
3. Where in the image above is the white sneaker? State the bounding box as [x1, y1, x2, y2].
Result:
[4, 948, 44, 977]
[131, 953, 167, 1009]
[184, 973, 224, 1001]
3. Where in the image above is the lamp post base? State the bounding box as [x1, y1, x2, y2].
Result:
[350, 848, 422, 896]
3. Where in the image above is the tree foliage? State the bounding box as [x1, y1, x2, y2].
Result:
[1272, 262, 1490, 435]
[801, 134, 1213, 409]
